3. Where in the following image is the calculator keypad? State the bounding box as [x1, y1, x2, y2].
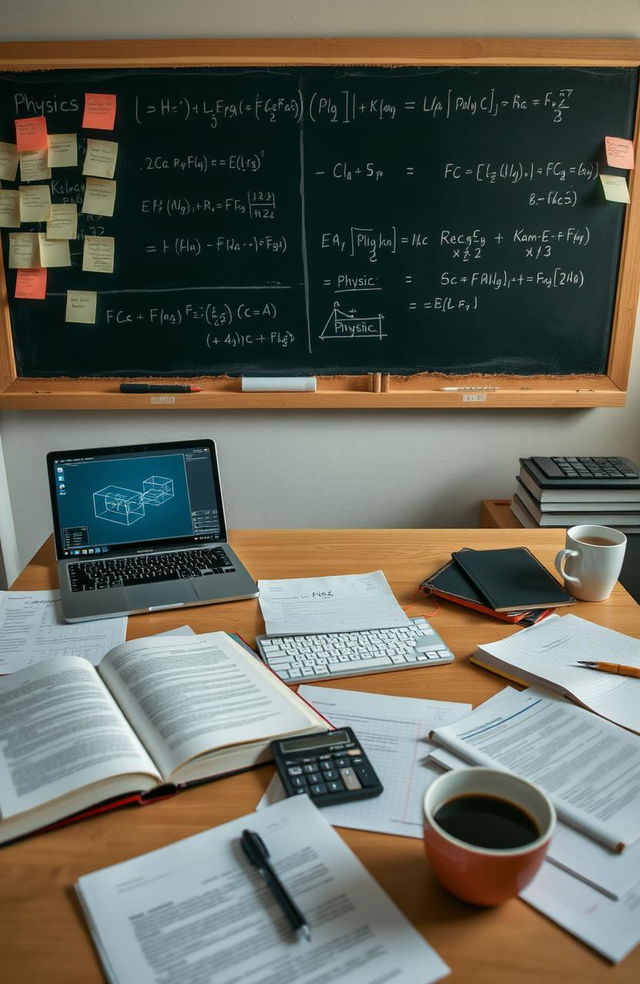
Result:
[284, 749, 368, 797]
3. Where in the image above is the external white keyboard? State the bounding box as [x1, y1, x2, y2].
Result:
[256, 617, 454, 683]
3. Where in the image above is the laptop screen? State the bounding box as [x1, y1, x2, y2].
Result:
[47, 440, 226, 559]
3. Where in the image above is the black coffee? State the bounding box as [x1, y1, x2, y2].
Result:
[434, 793, 540, 850]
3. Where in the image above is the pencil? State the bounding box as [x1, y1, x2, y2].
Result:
[576, 660, 640, 679]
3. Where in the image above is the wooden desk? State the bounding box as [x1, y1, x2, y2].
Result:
[2, 529, 639, 983]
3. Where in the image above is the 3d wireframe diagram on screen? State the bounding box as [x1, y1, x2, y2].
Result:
[93, 476, 175, 526]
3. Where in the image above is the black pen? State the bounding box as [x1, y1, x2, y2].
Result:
[240, 828, 311, 941]
[119, 383, 202, 393]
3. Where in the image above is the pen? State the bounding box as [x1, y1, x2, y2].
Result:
[240, 828, 311, 941]
[576, 660, 640, 679]
[119, 383, 201, 393]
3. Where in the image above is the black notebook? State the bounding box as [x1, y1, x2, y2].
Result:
[450, 547, 574, 613]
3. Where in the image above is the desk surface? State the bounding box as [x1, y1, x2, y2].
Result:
[2, 528, 639, 984]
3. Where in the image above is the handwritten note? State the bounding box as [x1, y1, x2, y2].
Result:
[19, 184, 52, 222]
[0, 190, 20, 228]
[46, 203, 77, 240]
[82, 176, 116, 217]
[48, 133, 78, 168]
[0, 141, 19, 181]
[83, 93, 116, 130]
[600, 173, 630, 203]
[65, 290, 97, 324]
[19, 148, 51, 182]
[83, 139, 118, 178]
[38, 233, 71, 268]
[8, 233, 39, 269]
[15, 268, 47, 300]
[82, 235, 115, 273]
[605, 135, 635, 170]
[14, 116, 48, 152]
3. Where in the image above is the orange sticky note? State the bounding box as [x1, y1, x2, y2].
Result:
[83, 93, 117, 130]
[15, 268, 47, 300]
[605, 136, 635, 170]
[14, 116, 48, 152]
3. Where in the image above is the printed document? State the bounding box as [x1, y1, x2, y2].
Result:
[76, 795, 449, 984]
[258, 570, 410, 635]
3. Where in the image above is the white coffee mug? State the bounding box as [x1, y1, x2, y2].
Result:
[554, 524, 627, 601]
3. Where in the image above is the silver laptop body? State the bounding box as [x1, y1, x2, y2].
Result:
[47, 439, 258, 622]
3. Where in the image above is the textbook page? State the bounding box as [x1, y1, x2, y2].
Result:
[430, 686, 640, 851]
[76, 795, 449, 984]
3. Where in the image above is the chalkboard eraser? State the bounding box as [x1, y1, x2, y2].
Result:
[241, 376, 317, 392]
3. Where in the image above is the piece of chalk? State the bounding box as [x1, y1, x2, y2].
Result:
[241, 377, 316, 392]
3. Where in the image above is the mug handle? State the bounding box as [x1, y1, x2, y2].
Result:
[555, 548, 581, 585]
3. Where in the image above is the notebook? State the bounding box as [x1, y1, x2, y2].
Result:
[450, 546, 574, 612]
[47, 439, 258, 622]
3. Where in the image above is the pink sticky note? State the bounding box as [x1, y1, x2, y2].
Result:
[14, 116, 48, 152]
[83, 93, 117, 130]
[605, 136, 635, 170]
[15, 268, 47, 300]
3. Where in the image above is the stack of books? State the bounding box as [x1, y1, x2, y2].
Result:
[511, 456, 640, 531]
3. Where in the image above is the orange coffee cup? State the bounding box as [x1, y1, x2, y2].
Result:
[423, 767, 555, 906]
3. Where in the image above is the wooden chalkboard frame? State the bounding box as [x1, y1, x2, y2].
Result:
[0, 37, 639, 410]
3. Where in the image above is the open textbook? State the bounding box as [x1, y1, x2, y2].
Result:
[0, 632, 327, 845]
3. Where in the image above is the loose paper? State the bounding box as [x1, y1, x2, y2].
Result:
[82, 176, 116, 216]
[600, 173, 630, 203]
[83, 93, 116, 130]
[604, 135, 635, 170]
[83, 138, 118, 178]
[82, 235, 115, 273]
[8, 232, 39, 268]
[14, 268, 47, 300]
[47, 203, 77, 240]
[14, 116, 48, 152]
[19, 183, 52, 222]
[0, 190, 21, 228]
[19, 148, 51, 182]
[48, 133, 78, 168]
[0, 141, 19, 181]
[37, 233, 71, 268]
[66, 289, 97, 324]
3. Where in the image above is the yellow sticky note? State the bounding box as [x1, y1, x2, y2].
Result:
[9, 232, 40, 268]
[82, 176, 116, 217]
[48, 133, 78, 168]
[0, 190, 21, 228]
[83, 139, 118, 179]
[19, 148, 51, 182]
[82, 235, 115, 273]
[66, 290, 97, 324]
[600, 173, 630, 203]
[46, 203, 77, 240]
[19, 184, 52, 222]
[38, 233, 71, 268]
[0, 141, 19, 181]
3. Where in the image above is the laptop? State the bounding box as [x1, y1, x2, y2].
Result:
[46, 439, 258, 622]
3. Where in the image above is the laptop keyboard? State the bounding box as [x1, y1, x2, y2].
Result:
[68, 547, 235, 591]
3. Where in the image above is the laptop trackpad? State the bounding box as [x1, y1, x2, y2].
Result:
[124, 580, 199, 610]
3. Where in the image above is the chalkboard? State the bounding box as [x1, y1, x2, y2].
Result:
[0, 40, 639, 406]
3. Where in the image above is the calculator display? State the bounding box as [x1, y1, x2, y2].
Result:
[280, 730, 350, 753]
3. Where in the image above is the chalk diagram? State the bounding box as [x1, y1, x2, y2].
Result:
[93, 476, 174, 527]
[320, 301, 386, 341]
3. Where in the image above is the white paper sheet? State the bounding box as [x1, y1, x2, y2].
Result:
[0, 590, 127, 672]
[258, 686, 471, 837]
[257, 570, 411, 635]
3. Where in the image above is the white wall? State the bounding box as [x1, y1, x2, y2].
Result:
[1, 1, 640, 581]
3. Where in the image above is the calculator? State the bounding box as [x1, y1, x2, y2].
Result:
[271, 728, 383, 806]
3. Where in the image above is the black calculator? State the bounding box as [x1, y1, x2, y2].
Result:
[271, 728, 383, 806]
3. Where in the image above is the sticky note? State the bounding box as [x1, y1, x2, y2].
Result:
[83, 93, 116, 130]
[83, 139, 118, 178]
[19, 148, 51, 182]
[47, 203, 77, 240]
[82, 235, 115, 273]
[19, 184, 52, 222]
[15, 268, 47, 300]
[38, 233, 71, 268]
[0, 190, 21, 228]
[600, 173, 630, 203]
[15, 116, 48, 152]
[82, 176, 116, 217]
[66, 289, 97, 324]
[48, 133, 78, 168]
[604, 136, 635, 170]
[8, 232, 40, 268]
[0, 141, 19, 181]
